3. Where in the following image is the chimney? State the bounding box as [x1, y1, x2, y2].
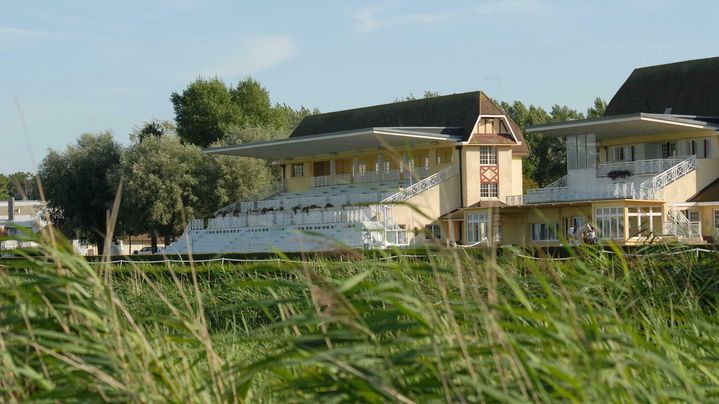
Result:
[8, 197, 14, 222]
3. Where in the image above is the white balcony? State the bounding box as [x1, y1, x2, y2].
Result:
[309, 168, 430, 187]
[310, 175, 332, 187]
[597, 158, 684, 177]
[335, 173, 352, 185]
[507, 183, 659, 205]
[383, 169, 401, 181]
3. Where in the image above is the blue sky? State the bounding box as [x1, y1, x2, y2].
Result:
[1, 0, 718, 174]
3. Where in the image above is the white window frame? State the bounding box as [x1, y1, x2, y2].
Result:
[480, 183, 498, 198]
[425, 224, 442, 240]
[595, 207, 625, 239]
[466, 212, 489, 244]
[479, 146, 497, 165]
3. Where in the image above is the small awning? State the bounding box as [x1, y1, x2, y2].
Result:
[205, 128, 461, 160]
[526, 113, 719, 140]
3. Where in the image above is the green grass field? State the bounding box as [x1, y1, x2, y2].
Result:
[2, 232, 719, 402]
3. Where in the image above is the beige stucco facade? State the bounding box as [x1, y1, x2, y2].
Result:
[440, 124, 719, 247]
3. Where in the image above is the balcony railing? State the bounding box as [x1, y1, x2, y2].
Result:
[310, 175, 332, 187]
[639, 155, 696, 189]
[310, 168, 430, 187]
[523, 182, 641, 204]
[597, 158, 684, 177]
[335, 173, 352, 185]
[355, 172, 380, 184]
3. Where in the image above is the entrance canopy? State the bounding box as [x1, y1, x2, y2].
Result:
[527, 113, 719, 140]
[205, 127, 462, 160]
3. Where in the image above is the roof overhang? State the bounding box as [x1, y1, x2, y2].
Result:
[205, 128, 462, 159]
[526, 113, 719, 140]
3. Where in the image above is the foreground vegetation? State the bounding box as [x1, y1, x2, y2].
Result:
[1, 232, 719, 402]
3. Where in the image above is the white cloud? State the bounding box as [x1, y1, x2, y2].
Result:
[352, 3, 455, 33]
[0, 26, 63, 49]
[207, 35, 298, 77]
[476, 0, 543, 15]
[0, 26, 58, 38]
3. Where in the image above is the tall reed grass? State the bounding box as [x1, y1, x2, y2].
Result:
[1, 230, 719, 402]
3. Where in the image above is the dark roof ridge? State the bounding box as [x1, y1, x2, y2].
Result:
[632, 56, 719, 72]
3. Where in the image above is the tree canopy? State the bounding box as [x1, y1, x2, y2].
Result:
[170, 77, 242, 147]
[171, 76, 317, 147]
[500, 98, 606, 188]
[0, 175, 8, 201]
[116, 135, 205, 250]
[39, 132, 123, 253]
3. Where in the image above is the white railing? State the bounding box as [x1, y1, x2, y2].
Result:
[513, 156, 694, 205]
[355, 172, 380, 183]
[524, 182, 639, 204]
[664, 207, 701, 238]
[383, 170, 401, 181]
[597, 158, 683, 178]
[310, 175, 331, 187]
[639, 155, 696, 190]
[408, 167, 429, 180]
[506, 195, 524, 206]
[545, 175, 567, 188]
[335, 173, 352, 185]
[382, 164, 458, 204]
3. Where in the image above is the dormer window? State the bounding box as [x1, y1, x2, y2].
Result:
[477, 118, 509, 134]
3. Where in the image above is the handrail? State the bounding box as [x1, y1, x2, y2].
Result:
[597, 158, 683, 177]
[381, 164, 459, 204]
[666, 207, 692, 237]
[544, 175, 567, 189]
[639, 155, 696, 190]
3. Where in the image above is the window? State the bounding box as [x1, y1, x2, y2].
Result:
[479, 146, 496, 165]
[714, 210, 719, 230]
[480, 183, 498, 198]
[687, 210, 699, 223]
[425, 224, 442, 240]
[530, 223, 559, 241]
[477, 117, 510, 134]
[466, 213, 489, 243]
[609, 145, 634, 162]
[292, 163, 304, 177]
[567, 133, 597, 169]
[627, 207, 662, 237]
[661, 142, 677, 158]
[595, 207, 625, 239]
[683, 139, 713, 159]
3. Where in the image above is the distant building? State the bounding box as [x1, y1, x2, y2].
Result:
[166, 91, 527, 253]
[0, 199, 47, 250]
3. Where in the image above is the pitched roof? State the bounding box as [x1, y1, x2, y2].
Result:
[290, 91, 527, 154]
[605, 57, 719, 117]
[688, 177, 719, 203]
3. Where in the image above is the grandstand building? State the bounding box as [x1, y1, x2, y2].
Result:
[165, 91, 527, 253]
[491, 57, 719, 246]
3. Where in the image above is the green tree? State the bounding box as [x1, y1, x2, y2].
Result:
[118, 135, 205, 251]
[587, 97, 607, 118]
[0, 174, 8, 200]
[272, 104, 320, 132]
[499, 101, 586, 187]
[394, 90, 441, 102]
[231, 78, 275, 128]
[131, 119, 176, 143]
[170, 77, 243, 147]
[39, 132, 123, 254]
[6, 172, 40, 200]
[197, 135, 279, 218]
